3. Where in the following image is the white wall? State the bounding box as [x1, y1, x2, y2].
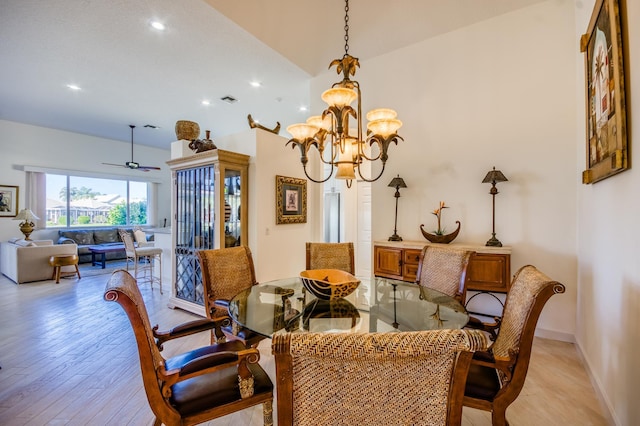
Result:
[214, 128, 317, 282]
[575, 1, 639, 424]
[311, 1, 578, 339]
[0, 120, 172, 242]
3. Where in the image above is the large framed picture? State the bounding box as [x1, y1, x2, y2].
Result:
[580, 0, 628, 184]
[276, 175, 307, 224]
[0, 185, 19, 217]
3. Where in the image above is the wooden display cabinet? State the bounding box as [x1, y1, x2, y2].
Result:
[374, 242, 511, 293]
[166, 149, 249, 315]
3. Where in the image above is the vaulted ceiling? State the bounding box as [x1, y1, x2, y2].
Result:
[0, 0, 546, 149]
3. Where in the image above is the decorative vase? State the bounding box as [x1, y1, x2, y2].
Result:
[420, 220, 461, 244]
[175, 120, 200, 141]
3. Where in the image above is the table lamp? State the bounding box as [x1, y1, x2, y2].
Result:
[14, 208, 40, 240]
[482, 167, 508, 247]
[388, 175, 407, 241]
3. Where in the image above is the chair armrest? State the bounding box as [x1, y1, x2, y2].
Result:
[465, 314, 502, 341]
[471, 349, 516, 382]
[153, 317, 231, 349]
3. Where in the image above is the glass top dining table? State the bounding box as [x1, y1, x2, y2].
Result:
[228, 276, 469, 337]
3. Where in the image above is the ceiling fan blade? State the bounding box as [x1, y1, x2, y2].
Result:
[137, 165, 162, 171]
[102, 162, 127, 168]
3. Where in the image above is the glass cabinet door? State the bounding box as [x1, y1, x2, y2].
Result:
[224, 169, 242, 247]
[174, 165, 215, 305]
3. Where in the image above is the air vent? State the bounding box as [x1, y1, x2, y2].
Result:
[220, 95, 238, 104]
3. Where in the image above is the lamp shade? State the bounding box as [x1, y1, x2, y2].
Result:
[287, 123, 318, 140]
[14, 209, 40, 221]
[366, 108, 397, 121]
[367, 119, 402, 138]
[482, 167, 508, 184]
[321, 87, 358, 107]
[306, 115, 333, 131]
[388, 175, 407, 189]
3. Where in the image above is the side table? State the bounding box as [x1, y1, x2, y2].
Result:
[49, 254, 81, 284]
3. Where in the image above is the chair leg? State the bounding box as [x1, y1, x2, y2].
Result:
[55, 267, 61, 284]
[491, 405, 510, 426]
[75, 264, 81, 280]
[263, 400, 274, 426]
[157, 254, 162, 294]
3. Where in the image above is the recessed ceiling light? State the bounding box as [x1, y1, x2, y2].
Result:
[250, 81, 261, 88]
[299, 106, 308, 112]
[66, 84, 81, 91]
[201, 100, 211, 106]
[150, 21, 165, 31]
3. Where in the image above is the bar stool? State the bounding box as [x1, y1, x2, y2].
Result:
[119, 229, 162, 293]
[49, 254, 81, 284]
[135, 246, 163, 293]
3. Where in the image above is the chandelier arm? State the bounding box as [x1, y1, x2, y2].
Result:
[303, 163, 335, 184]
[355, 161, 387, 183]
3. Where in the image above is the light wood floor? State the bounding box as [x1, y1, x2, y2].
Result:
[0, 271, 609, 425]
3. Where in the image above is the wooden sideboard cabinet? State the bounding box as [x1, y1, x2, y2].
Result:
[374, 242, 511, 293]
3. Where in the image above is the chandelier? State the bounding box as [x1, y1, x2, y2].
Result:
[286, 0, 403, 187]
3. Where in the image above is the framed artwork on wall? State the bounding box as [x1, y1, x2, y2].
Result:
[276, 175, 307, 224]
[580, 0, 628, 184]
[0, 185, 19, 217]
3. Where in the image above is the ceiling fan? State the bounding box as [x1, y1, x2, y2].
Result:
[102, 125, 161, 172]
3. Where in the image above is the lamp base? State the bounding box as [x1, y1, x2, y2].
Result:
[19, 221, 35, 241]
[485, 233, 503, 247]
[388, 233, 403, 242]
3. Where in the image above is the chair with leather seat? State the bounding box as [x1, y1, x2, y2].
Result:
[415, 245, 501, 340]
[104, 270, 273, 426]
[463, 264, 565, 426]
[305, 242, 355, 274]
[273, 329, 488, 426]
[197, 246, 265, 348]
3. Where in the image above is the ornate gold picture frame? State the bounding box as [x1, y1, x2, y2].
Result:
[276, 175, 307, 224]
[0, 185, 19, 217]
[580, 0, 628, 184]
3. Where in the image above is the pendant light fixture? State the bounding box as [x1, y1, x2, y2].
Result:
[286, 0, 403, 187]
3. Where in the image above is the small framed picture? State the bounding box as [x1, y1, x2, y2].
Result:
[276, 175, 307, 224]
[0, 185, 19, 217]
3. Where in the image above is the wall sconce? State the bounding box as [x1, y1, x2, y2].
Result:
[482, 167, 508, 247]
[388, 175, 407, 241]
[14, 208, 40, 240]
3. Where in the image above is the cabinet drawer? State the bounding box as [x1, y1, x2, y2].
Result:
[403, 249, 422, 265]
[403, 263, 419, 282]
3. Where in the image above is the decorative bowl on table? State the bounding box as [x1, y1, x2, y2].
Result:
[299, 269, 360, 300]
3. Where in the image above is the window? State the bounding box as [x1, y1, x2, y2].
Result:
[45, 173, 150, 228]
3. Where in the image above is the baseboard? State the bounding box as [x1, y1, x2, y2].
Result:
[574, 340, 619, 426]
[534, 327, 574, 343]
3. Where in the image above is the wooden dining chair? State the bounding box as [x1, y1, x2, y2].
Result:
[305, 242, 355, 274]
[197, 246, 265, 348]
[463, 265, 565, 425]
[415, 245, 501, 339]
[104, 270, 273, 426]
[272, 329, 488, 426]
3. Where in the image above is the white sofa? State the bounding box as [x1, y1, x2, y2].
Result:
[0, 239, 78, 284]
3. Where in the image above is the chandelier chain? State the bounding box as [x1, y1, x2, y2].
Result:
[344, 0, 350, 55]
